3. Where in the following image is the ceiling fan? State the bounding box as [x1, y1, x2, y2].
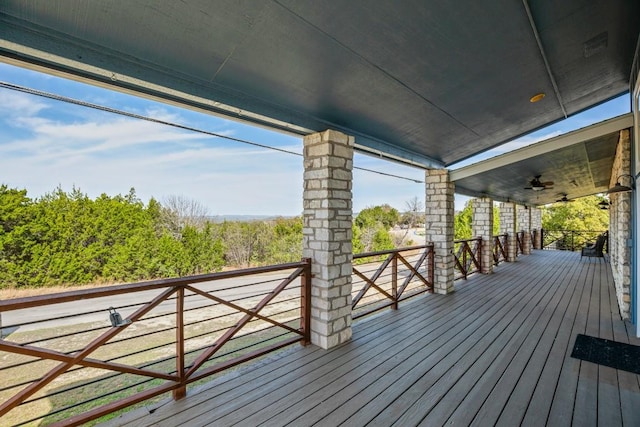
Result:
[524, 175, 554, 191]
[556, 194, 572, 203]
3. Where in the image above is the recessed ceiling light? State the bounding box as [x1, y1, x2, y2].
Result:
[530, 93, 545, 103]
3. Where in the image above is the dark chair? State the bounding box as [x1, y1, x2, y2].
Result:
[581, 232, 607, 258]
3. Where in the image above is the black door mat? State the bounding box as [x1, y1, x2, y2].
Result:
[571, 334, 640, 375]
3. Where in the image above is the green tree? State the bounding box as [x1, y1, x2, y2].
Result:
[542, 195, 608, 231]
[0, 185, 36, 286]
[454, 202, 473, 240]
[352, 204, 399, 254]
[542, 195, 609, 249]
[262, 217, 303, 264]
[0, 185, 228, 288]
[355, 204, 400, 229]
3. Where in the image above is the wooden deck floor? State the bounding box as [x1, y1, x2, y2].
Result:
[105, 251, 640, 427]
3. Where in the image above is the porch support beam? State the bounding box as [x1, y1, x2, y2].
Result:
[472, 197, 494, 274]
[302, 130, 354, 349]
[517, 205, 532, 255]
[610, 129, 632, 320]
[425, 169, 455, 294]
[531, 207, 543, 249]
[500, 202, 518, 262]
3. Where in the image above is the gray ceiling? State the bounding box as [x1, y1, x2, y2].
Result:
[0, 0, 638, 170]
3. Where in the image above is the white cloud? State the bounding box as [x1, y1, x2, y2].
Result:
[0, 95, 307, 215]
[0, 90, 49, 117]
[0, 87, 429, 216]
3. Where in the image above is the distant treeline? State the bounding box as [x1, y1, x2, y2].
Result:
[0, 186, 412, 289]
[0, 186, 306, 288]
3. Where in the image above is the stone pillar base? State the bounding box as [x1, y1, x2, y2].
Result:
[523, 232, 532, 255]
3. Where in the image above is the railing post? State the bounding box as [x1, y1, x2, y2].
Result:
[301, 258, 312, 345]
[463, 242, 468, 279]
[392, 254, 398, 310]
[173, 287, 186, 401]
[504, 233, 509, 260]
[478, 238, 482, 273]
[428, 244, 435, 291]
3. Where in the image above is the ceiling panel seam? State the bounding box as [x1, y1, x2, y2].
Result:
[271, 0, 480, 139]
[522, 0, 567, 118]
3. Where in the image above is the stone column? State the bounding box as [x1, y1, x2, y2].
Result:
[425, 169, 455, 294]
[609, 129, 632, 319]
[500, 202, 517, 261]
[531, 208, 543, 249]
[472, 197, 494, 274]
[517, 205, 532, 255]
[303, 130, 354, 349]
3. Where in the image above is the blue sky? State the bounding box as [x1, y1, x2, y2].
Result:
[0, 62, 631, 215]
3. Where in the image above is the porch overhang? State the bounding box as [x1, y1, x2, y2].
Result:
[0, 1, 638, 169]
[451, 113, 634, 206]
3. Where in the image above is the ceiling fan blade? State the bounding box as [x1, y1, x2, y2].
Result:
[543, 181, 554, 186]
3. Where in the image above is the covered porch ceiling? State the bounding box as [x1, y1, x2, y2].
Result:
[0, 1, 638, 202]
[451, 113, 634, 206]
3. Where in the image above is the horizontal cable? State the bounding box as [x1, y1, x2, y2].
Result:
[0, 81, 424, 183]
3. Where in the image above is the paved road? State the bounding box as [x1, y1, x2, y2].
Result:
[0, 270, 296, 335]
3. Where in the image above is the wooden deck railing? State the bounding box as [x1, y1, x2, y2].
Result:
[453, 237, 482, 280]
[493, 233, 508, 265]
[0, 260, 311, 426]
[516, 231, 525, 256]
[351, 245, 434, 319]
[1, 233, 539, 425]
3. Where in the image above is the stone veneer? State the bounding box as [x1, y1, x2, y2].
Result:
[499, 202, 517, 261]
[531, 208, 543, 249]
[471, 198, 494, 274]
[425, 169, 455, 293]
[302, 130, 354, 349]
[609, 129, 631, 319]
[516, 205, 532, 255]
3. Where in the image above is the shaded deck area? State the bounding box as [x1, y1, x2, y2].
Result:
[105, 250, 640, 426]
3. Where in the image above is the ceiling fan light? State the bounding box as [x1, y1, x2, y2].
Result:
[531, 185, 545, 191]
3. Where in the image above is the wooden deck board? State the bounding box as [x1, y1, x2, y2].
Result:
[224, 278, 503, 426]
[546, 258, 596, 426]
[572, 260, 601, 427]
[492, 257, 583, 427]
[403, 254, 577, 427]
[597, 259, 622, 427]
[453, 254, 579, 427]
[308, 259, 550, 427]
[519, 254, 591, 426]
[102, 251, 640, 427]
